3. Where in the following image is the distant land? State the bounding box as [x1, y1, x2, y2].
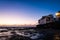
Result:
[0, 24, 36, 27]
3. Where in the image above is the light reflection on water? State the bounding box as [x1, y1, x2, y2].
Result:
[0, 28, 60, 40]
[0, 28, 41, 40]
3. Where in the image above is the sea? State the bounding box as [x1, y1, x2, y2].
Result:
[0, 27, 59, 40]
[0, 27, 45, 40]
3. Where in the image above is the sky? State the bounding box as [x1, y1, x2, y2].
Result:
[0, 0, 60, 25]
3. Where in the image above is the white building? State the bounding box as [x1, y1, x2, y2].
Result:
[38, 14, 55, 25]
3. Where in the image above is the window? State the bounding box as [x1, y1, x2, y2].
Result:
[46, 17, 50, 21]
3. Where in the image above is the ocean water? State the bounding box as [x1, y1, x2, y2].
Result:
[0, 27, 60, 40]
[0, 28, 45, 40]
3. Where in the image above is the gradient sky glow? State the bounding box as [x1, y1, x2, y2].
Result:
[0, 0, 60, 25]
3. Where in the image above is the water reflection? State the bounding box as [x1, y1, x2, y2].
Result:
[0, 28, 60, 40]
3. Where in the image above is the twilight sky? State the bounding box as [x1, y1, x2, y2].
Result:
[0, 0, 60, 25]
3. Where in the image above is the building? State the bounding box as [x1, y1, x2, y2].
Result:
[37, 11, 60, 29]
[38, 11, 60, 25]
[38, 14, 55, 25]
[36, 11, 60, 40]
